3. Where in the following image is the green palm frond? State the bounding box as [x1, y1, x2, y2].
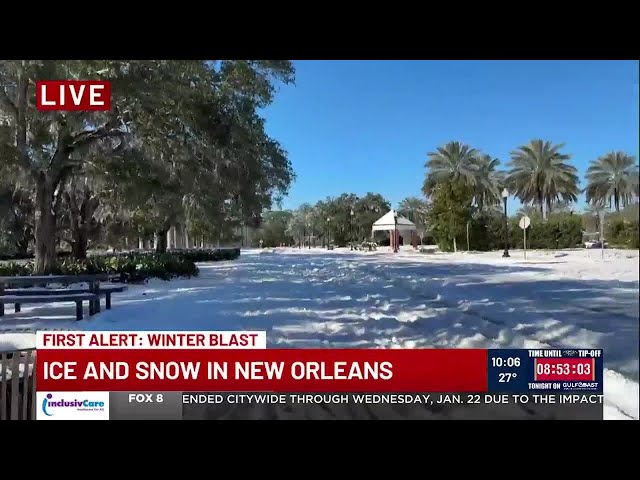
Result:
[423, 141, 480, 196]
[585, 151, 638, 211]
[506, 139, 579, 217]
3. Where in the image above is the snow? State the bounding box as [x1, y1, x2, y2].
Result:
[1, 246, 638, 419]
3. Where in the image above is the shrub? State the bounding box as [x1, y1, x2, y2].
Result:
[452, 211, 585, 251]
[0, 248, 240, 281]
[169, 248, 240, 262]
[606, 216, 640, 249]
[0, 262, 32, 276]
[503, 212, 582, 249]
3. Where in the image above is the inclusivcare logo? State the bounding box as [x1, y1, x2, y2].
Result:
[42, 393, 105, 416]
[36, 392, 110, 420]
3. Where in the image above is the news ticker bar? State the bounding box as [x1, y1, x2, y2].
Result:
[36, 392, 604, 420]
[37, 337, 604, 394]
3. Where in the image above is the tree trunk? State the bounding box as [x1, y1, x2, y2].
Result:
[34, 175, 57, 274]
[538, 190, 545, 218]
[614, 188, 619, 212]
[155, 230, 168, 253]
[71, 228, 88, 259]
[453, 237, 457, 253]
[14, 237, 30, 257]
[68, 190, 98, 260]
[546, 198, 552, 218]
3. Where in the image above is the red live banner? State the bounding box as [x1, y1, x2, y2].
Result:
[36, 80, 111, 111]
[36, 349, 488, 393]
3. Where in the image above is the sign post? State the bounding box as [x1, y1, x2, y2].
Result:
[599, 211, 605, 260]
[466, 222, 470, 252]
[519, 215, 531, 259]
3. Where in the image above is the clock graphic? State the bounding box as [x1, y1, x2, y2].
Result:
[534, 358, 596, 382]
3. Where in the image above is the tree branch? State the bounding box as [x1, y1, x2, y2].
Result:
[67, 108, 125, 153]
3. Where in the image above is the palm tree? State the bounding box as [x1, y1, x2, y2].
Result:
[397, 196, 429, 234]
[584, 151, 639, 212]
[583, 201, 608, 238]
[423, 141, 480, 197]
[517, 205, 541, 218]
[473, 154, 504, 212]
[506, 139, 580, 219]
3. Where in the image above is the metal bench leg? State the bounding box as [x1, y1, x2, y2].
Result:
[88, 281, 95, 315]
[76, 301, 83, 321]
[95, 297, 101, 313]
[15, 303, 20, 313]
[106, 293, 111, 310]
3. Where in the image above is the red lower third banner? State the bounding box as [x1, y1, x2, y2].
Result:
[36, 349, 488, 392]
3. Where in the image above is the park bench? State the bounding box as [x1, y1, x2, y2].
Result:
[0, 293, 97, 320]
[0, 273, 123, 320]
[5, 284, 127, 310]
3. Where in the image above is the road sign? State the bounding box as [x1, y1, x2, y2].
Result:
[519, 216, 530, 259]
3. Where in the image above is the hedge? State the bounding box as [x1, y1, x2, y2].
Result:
[606, 217, 640, 249]
[437, 212, 586, 252]
[0, 248, 240, 282]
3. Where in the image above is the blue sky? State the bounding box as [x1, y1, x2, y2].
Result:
[262, 60, 639, 214]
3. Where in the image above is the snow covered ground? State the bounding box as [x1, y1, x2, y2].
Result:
[1, 246, 638, 419]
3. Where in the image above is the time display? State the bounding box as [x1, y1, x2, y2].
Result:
[534, 358, 595, 381]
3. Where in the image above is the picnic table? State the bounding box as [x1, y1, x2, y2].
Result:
[0, 274, 117, 318]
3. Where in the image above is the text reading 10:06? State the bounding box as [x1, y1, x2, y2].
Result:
[492, 357, 521, 368]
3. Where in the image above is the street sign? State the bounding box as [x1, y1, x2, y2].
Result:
[519, 216, 530, 259]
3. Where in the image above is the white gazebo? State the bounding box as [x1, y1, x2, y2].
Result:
[371, 210, 418, 251]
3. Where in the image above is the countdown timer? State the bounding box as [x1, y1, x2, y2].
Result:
[534, 358, 595, 382]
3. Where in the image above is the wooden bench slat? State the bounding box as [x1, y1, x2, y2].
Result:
[0, 353, 7, 420]
[10, 354, 19, 420]
[21, 351, 32, 420]
[5, 285, 127, 296]
[0, 293, 98, 303]
[31, 354, 37, 420]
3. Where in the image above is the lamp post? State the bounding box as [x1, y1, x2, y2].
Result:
[307, 223, 311, 249]
[501, 188, 510, 258]
[350, 209, 354, 250]
[393, 210, 399, 253]
[326, 217, 331, 249]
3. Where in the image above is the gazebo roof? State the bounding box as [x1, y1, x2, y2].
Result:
[371, 210, 416, 232]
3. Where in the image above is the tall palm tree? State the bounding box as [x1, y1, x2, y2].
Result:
[583, 201, 608, 237]
[473, 154, 505, 212]
[584, 151, 639, 212]
[506, 139, 579, 219]
[397, 196, 429, 233]
[422, 141, 480, 196]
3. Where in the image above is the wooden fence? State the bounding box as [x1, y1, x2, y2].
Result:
[0, 348, 36, 420]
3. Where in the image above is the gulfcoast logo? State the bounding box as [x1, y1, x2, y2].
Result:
[41, 393, 106, 416]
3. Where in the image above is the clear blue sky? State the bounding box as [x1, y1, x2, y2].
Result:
[262, 60, 639, 214]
